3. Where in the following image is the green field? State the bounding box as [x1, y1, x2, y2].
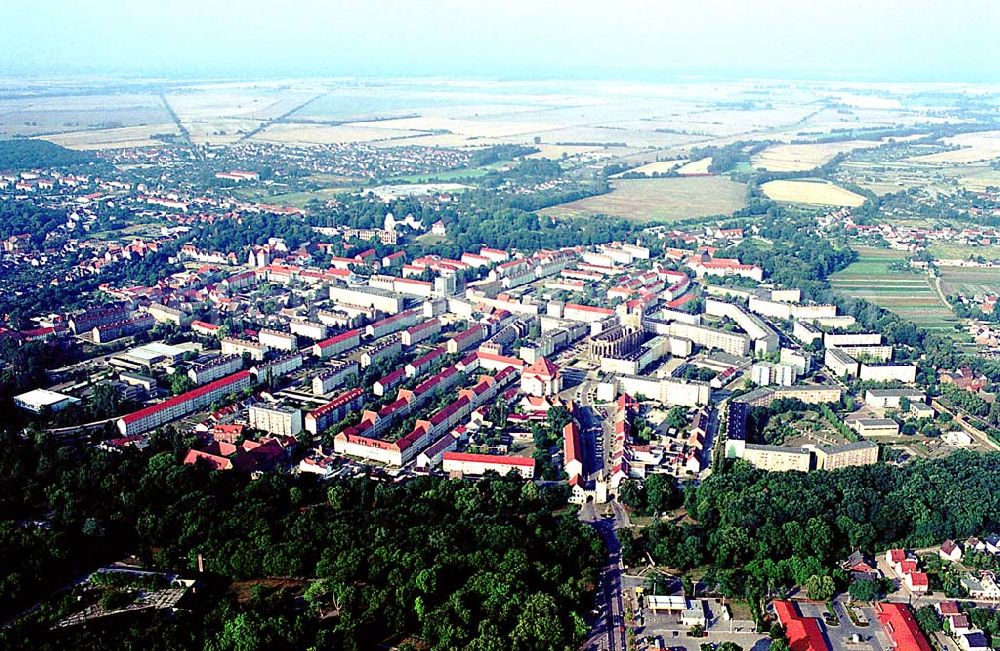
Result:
[930, 243, 1000, 261]
[831, 247, 963, 336]
[233, 186, 349, 208]
[939, 265, 1000, 298]
[538, 176, 747, 223]
[384, 164, 501, 184]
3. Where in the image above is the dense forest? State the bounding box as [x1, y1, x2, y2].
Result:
[0, 139, 102, 170]
[625, 452, 1000, 603]
[0, 199, 69, 246]
[0, 430, 600, 650]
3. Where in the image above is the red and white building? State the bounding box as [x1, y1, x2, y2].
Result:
[118, 371, 252, 436]
[520, 356, 562, 397]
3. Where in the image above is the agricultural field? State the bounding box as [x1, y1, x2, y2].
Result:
[0, 91, 171, 138]
[751, 140, 884, 171]
[249, 122, 426, 146]
[538, 176, 746, 223]
[39, 123, 179, 150]
[830, 247, 961, 336]
[939, 265, 1000, 298]
[929, 243, 1000, 261]
[232, 187, 346, 208]
[761, 178, 866, 207]
[908, 130, 1000, 164]
[610, 159, 685, 177]
[675, 157, 712, 175]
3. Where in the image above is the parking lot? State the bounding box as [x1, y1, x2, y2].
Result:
[626, 588, 894, 651]
[793, 600, 887, 651]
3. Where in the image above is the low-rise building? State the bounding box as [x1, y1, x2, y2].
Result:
[442, 451, 535, 479]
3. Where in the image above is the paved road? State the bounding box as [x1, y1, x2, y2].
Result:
[931, 398, 1000, 451]
[581, 520, 627, 651]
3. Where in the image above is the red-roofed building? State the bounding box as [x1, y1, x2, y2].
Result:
[773, 600, 830, 651]
[875, 603, 933, 651]
[305, 388, 366, 435]
[118, 371, 252, 436]
[313, 329, 362, 359]
[904, 572, 929, 593]
[447, 324, 486, 354]
[564, 421, 583, 480]
[521, 356, 562, 397]
[183, 448, 233, 471]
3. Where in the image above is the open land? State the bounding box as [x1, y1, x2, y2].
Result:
[939, 265, 1000, 298]
[539, 176, 747, 222]
[40, 123, 179, 150]
[761, 178, 866, 206]
[908, 130, 1000, 164]
[751, 140, 885, 171]
[830, 247, 961, 336]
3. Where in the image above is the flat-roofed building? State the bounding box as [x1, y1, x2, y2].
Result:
[826, 347, 860, 377]
[865, 388, 927, 409]
[859, 364, 917, 384]
[742, 444, 811, 472]
[188, 354, 243, 385]
[329, 285, 404, 315]
[258, 328, 296, 352]
[849, 418, 900, 437]
[222, 337, 267, 361]
[668, 322, 751, 357]
[312, 360, 360, 396]
[289, 320, 328, 341]
[249, 403, 303, 437]
[442, 451, 535, 479]
[14, 388, 80, 413]
[813, 441, 879, 470]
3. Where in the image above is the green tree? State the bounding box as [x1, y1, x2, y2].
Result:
[805, 574, 836, 601]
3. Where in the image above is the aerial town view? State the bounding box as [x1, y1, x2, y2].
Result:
[2, 1, 1000, 650]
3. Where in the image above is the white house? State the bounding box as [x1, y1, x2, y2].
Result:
[940, 539, 963, 563]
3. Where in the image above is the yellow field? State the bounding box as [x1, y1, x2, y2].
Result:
[38, 124, 179, 150]
[909, 131, 1000, 164]
[676, 157, 712, 175]
[761, 179, 866, 207]
[752, 140, 883, 171]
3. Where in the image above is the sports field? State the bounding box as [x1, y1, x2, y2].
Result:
[538, 176, 746, 223]
[830, 247, 960, 336]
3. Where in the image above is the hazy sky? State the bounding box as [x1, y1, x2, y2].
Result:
[3, 0, 998, 81]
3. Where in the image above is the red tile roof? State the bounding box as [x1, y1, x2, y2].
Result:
[524, 356, 559, 378]
[121, 371, 250, 425]
[773, 601, 830, 651]
[316, 328, 361, 348]
[875, 603, 932, 651]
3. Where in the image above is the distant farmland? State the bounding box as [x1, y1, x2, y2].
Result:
[939, 265, 1000, 298]
[539, 176, 746, 223]
[830, 247, 962, 337]
[761, 178, 866, 207]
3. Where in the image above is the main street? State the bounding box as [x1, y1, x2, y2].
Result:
[580, 517, 628, 651]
